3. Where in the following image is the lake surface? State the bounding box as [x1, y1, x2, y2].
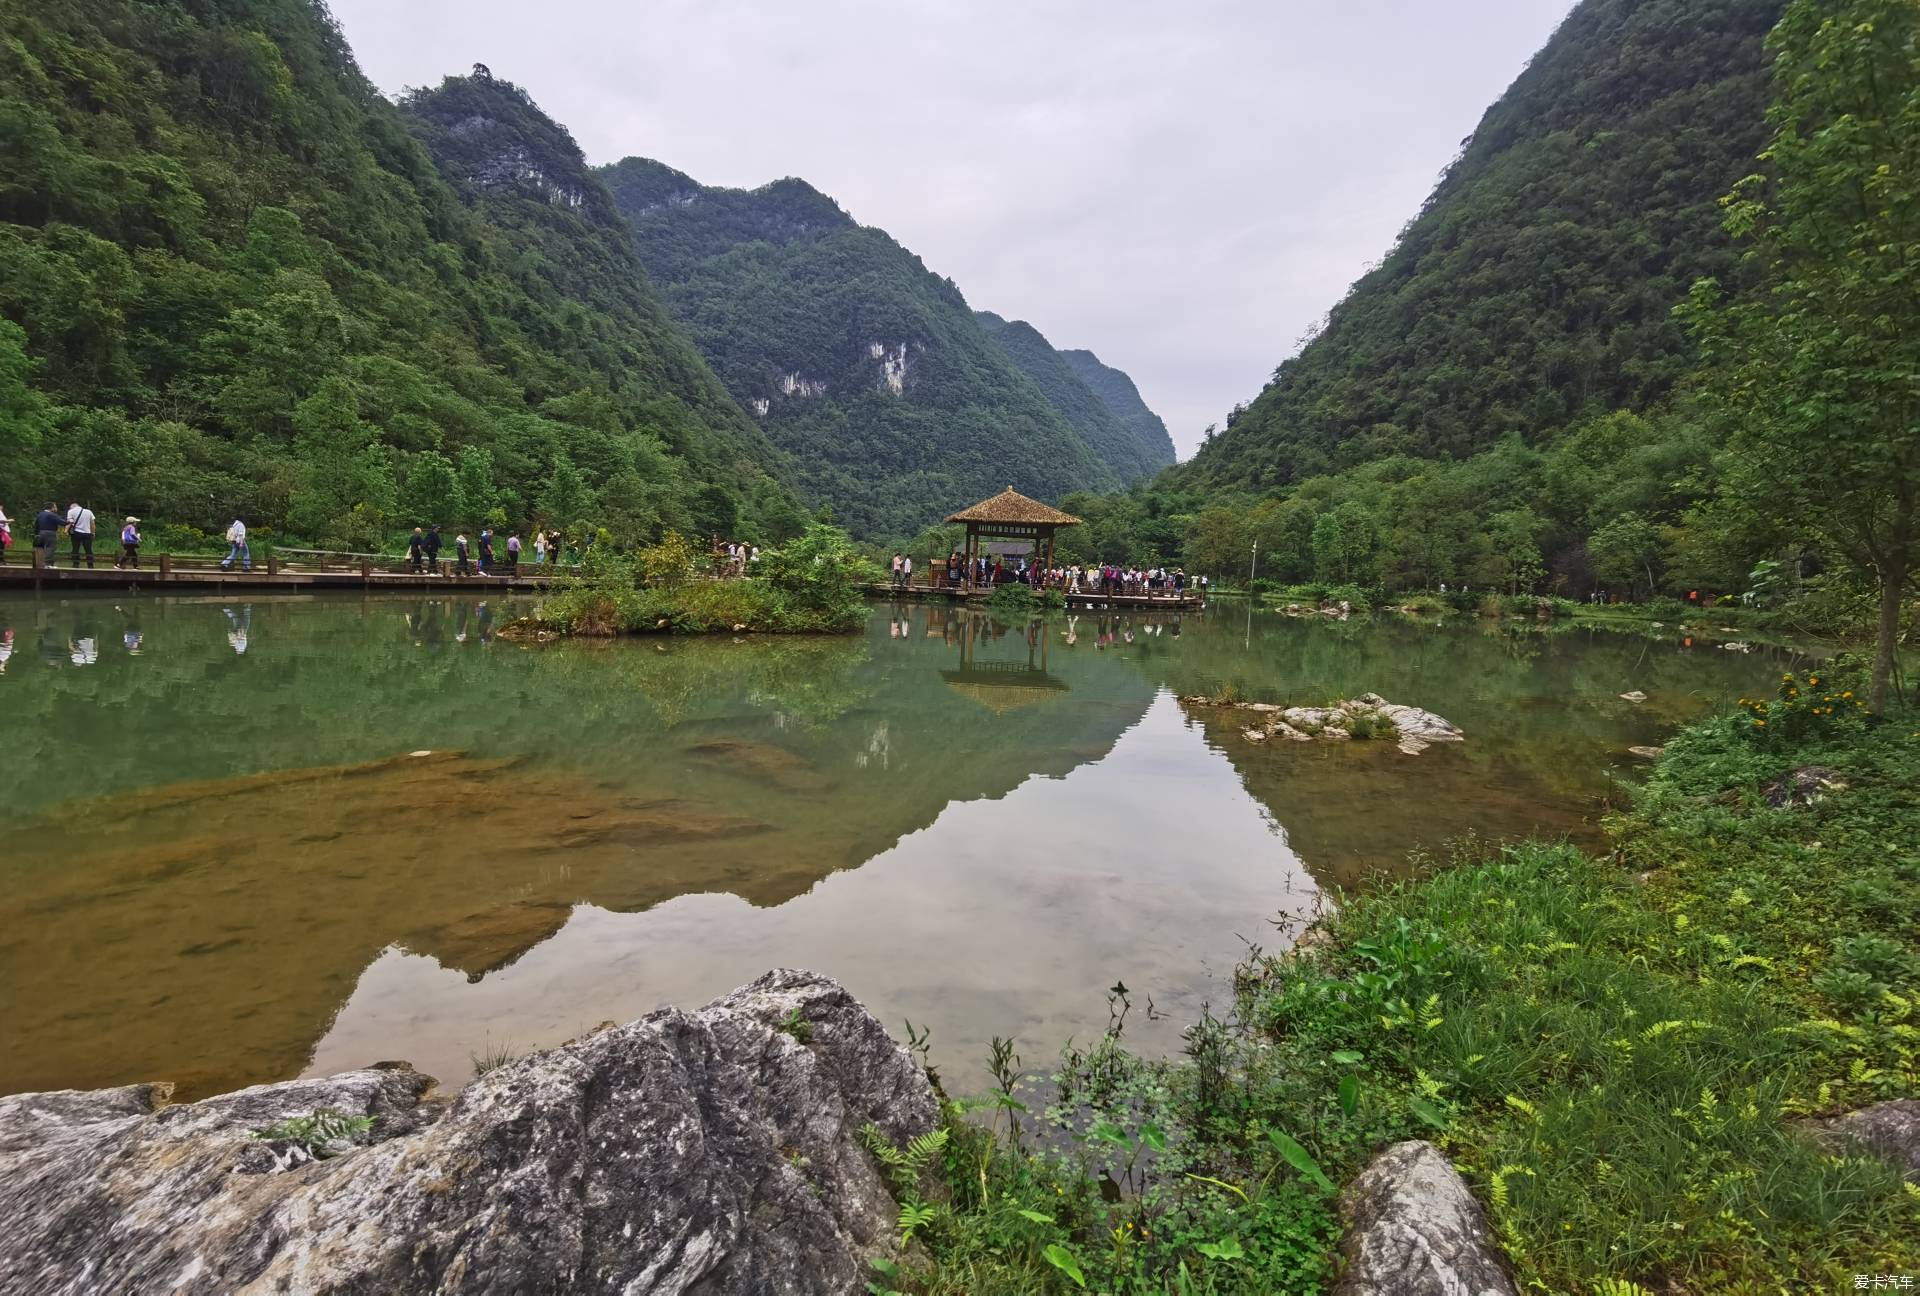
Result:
[0, 593, 1796, 1099]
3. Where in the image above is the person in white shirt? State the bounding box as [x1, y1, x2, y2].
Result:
[902, 555, 913, 587]
[67, 502, 96, 568]
[220, 517, 251, 572]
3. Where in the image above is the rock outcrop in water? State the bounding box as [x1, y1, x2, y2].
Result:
[0, 970, 937, 1295]
[1184, 692, 1465, 756]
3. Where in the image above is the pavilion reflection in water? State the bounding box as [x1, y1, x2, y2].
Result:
[939, 612, 1070, 714]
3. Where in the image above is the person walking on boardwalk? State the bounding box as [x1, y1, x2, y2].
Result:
[117, 517, 141, 569]
[533, 530, 547, 565]
[477, 527, 494, 575]
[505, 532, 521, 572]
[67, 501, 96, 568]
[890, 552, 903, 588]
[0, 505, 12, 564]
[902, 554, 913, 589]
[425, 523, 443, 575]
[408, 527, 427, 574]
[453, 531, 471, 576]
[220, 517, 250, 571]
[34, 502, 61, 567]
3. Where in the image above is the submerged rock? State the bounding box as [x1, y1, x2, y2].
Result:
[0, 970, 937, 1295]
[1619, 690, 1648, 703]
[1185, 692, 1463, 755]
[686, 737, 830, 790]
[1628, 745, 1664, 760]
[1333, 1141, 1517, 1296]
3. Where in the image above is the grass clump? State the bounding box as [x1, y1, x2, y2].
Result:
[891, 662, 1916, 1293]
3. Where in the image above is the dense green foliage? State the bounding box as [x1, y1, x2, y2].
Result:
[1059, 348, 1177, 474]
[601, 157, 1166, 538]
[1681, 0, 1920, 710]
[0, 1, 792, 548]
[976, 312, 1172, 483]
[540, 522, 873, 635]
[1071, 0, 1912, 668]
[1171, 0, 1784, 491]
[893, 676, 1918, 1292]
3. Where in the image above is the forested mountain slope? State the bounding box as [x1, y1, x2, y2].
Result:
[1060, 348, 1178, 472]
[0, 2, 790, 546]
[1175, 0, 1786, 491]
[601, 157, 1124, 537]
[975, 312, 1172, 483]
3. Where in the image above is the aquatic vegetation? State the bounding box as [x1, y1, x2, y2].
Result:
[469, 1041, 522, 1078]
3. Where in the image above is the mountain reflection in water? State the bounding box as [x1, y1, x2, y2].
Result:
[0, 594, 1793, 1097]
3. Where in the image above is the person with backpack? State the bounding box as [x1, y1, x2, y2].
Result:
[408, 527, 427, 574]
[117, 517, 141, 569]
[219, 517, 250, 572]
[67, 502, 96, 568]
[477, 527, 494, 575]
[453, 531, 471, 576]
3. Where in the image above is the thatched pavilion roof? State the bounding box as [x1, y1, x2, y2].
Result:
[945, 487, 1082, 527]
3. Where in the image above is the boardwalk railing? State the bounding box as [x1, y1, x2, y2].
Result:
[2, 544, 577, 589]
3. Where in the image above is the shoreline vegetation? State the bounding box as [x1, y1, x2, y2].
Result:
[1204, 580, 1853, 652]
[874, 658, 1918, 1293]
[521, 523, 875, 637]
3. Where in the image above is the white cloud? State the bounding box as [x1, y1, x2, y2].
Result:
[330, 0, 1576, 458]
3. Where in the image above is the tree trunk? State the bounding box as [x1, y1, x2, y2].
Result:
[1868, 494, 1912, 716]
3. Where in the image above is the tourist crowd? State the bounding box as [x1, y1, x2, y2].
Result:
[886, 550, 1202, 598]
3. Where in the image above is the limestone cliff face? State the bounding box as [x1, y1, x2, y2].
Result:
[0, 971, 937, 1295]
[598, 155, 1125, 536]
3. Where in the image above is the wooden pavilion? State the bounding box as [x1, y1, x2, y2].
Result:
[946, 486, 1081, 588]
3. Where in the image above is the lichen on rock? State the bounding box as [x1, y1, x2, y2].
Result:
[0, 970, 937, 1295]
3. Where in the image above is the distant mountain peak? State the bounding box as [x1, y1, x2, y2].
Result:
[404, 72, 616, 225]
[603, 159, 854, 243]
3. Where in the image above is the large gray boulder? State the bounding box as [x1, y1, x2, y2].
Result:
[1806, 1099, 1920, 1180]
[0, 969, 937, 1295]
[1333, 1141, 1516, 1296]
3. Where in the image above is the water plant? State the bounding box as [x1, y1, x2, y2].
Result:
[469, 1039, 522, 1077]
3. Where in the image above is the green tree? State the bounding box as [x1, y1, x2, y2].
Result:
[405, 451, 458, 526]
[1311, 502, 1374, 584]
[1684, 0, 1920, 712]
[0, 320, 51, 461]
[1181, 505, 1248, 581]
[1486, 508, 1547, 595]
[1588, 512, 1664, 599]
[453, 445, 498, 527]
[537, 452, 592, 530]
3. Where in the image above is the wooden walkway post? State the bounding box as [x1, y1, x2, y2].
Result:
[158, 553, 172, 581]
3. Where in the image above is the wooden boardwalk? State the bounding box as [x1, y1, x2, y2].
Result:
[866, 581, 1205, 611]
[0, 553, 565, 594]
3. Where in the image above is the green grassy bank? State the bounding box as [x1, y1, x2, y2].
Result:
[866, 664, 1918, 1294]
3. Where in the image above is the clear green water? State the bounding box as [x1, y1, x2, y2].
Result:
[0, 593, 1796, 1098]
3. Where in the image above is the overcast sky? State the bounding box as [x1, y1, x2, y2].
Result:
[329, 0, 1577, 460]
